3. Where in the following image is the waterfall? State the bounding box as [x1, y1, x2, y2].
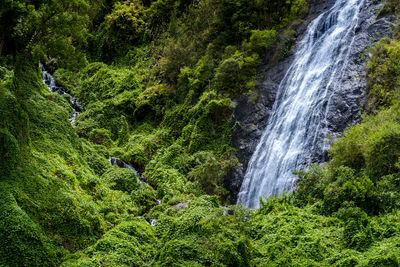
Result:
[237, 0, 366, 209]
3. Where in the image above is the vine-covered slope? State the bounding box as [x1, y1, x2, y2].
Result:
[1, 0, 400, 266]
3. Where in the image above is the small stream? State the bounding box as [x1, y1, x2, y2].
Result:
[41, 65, 81, 125]
[41, 66, 161, 226]
[109, 157, 140, 176]
[109, 157, 161, 227]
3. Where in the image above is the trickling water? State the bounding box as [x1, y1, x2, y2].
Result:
[41, 65, 81, 124]
[237, 0, 365, 209]
[109, 157, 140, 176]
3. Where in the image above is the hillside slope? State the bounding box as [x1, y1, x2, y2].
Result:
[1, 0, 400, 266]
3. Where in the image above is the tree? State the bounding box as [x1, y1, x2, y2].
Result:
[1, 0, 90, 69]
[95, 0, 147, 61]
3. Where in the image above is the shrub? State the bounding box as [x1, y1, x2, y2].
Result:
[214, 51, 260, 95]
[88, 128, 113, 147]
[188, 153, 238, 197]
[247, 29, 276, 55]
[335, 204, 373, 251]
[322, 167, 374, 214]
[67, 219, 158, 267]
[134, 84, 173, 118]
[293, 164, 328, 206]
[95, 1, 148, 60]
[367, 39, 400, 110]
[330, 108, 400, 181]
[102, 167, 139, 193]
[77, 63, 141, 105]
[365, 254, 399, 267]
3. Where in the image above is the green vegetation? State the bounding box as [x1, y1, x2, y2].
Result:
[1, 0, 400, 266]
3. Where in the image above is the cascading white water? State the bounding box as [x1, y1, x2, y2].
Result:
[109, 157, 140, 176]
[41, 65, 81, 124]
[237, 0, 365, 209]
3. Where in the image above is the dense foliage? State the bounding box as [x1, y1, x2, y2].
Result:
[1, 0, 400, 266]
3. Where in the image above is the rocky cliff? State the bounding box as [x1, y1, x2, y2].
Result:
[227, 0, 397, 202]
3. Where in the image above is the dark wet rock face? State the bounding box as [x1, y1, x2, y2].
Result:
[312, 1, 396, 162]
[226, 0, 397, 203]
